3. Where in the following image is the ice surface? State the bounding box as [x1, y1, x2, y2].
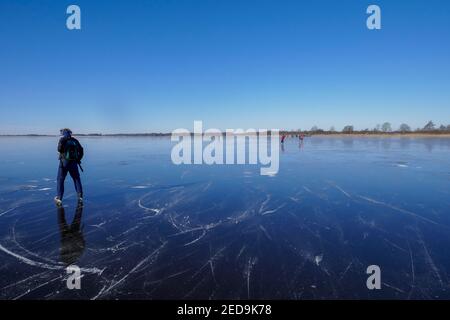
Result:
[1, 136, 450, 299]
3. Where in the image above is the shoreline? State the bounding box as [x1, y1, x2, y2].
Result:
[301, 133, 450, 138]
[1, 133, 450, 138]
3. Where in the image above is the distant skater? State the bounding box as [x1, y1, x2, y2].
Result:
[281, 134, 287, 143]
[299, 133, 305, 142]
[54, 128, 84, 206]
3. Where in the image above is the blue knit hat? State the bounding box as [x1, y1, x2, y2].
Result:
[60, 128, 72, 137]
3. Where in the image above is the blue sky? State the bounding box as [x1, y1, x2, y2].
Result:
[0, 0, 449, 134]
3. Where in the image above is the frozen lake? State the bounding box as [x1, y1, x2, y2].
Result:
[1, 136, 450, 299]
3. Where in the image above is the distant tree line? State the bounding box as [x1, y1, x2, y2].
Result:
[282, 121, 450, 135]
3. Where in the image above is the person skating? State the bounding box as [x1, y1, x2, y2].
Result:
[54, 128, 84, 206]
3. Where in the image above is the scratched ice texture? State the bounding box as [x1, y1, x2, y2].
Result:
[1, 136, 450, 299]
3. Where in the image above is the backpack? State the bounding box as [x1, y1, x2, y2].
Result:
[64, 139, 80, 161]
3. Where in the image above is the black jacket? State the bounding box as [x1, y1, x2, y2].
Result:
[58, 137, 84, 161]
